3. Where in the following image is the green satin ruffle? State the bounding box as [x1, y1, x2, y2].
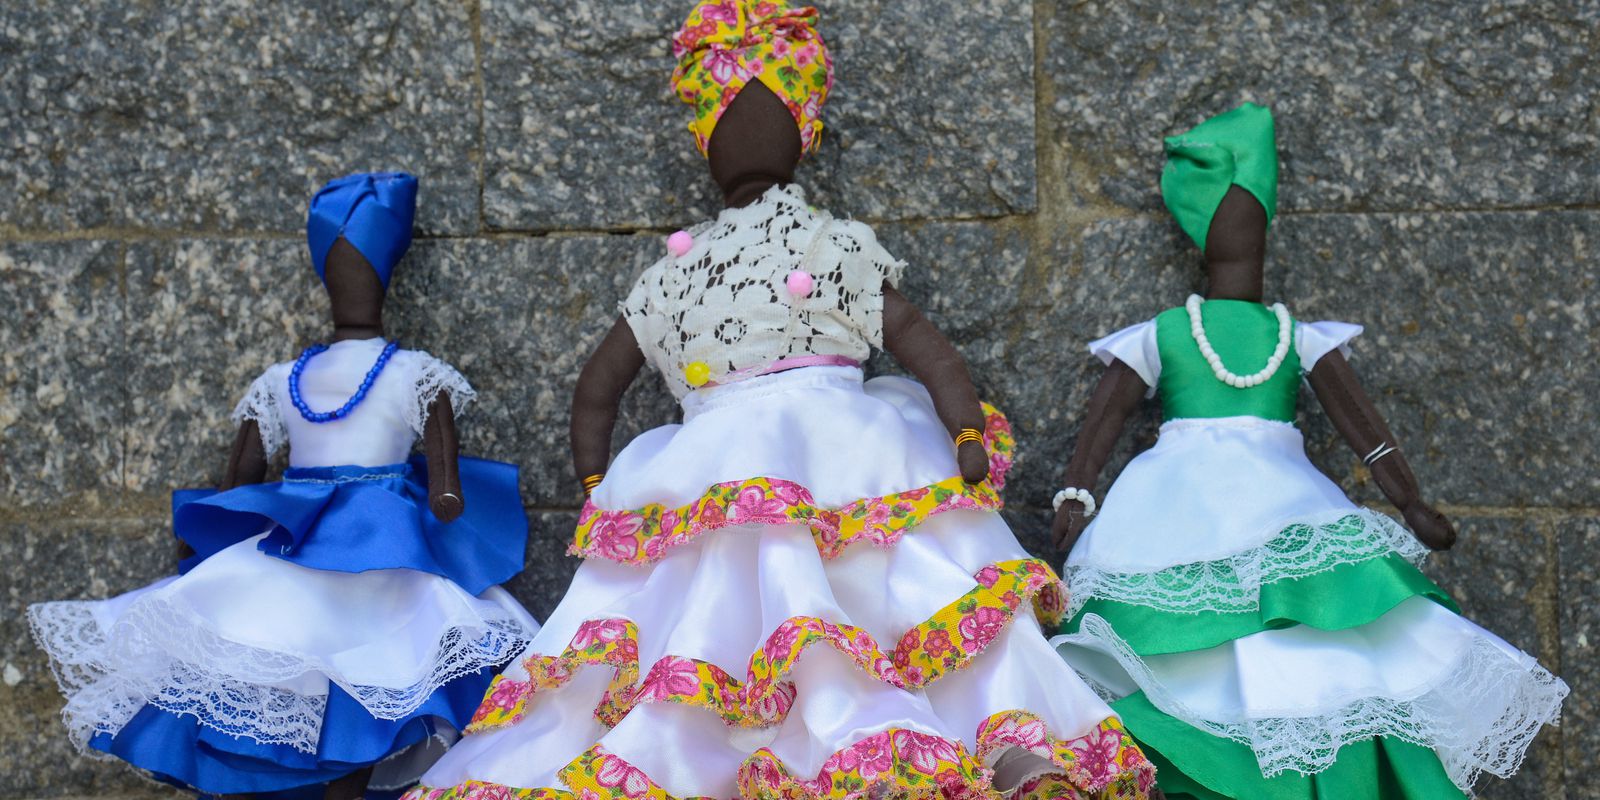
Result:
[1064, 553, 1458, 655]
[1113, 691, 1468, 799]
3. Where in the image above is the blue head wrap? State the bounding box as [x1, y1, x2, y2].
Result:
[306, 172, 418, 287]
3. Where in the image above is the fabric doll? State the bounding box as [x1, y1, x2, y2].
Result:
[404, 3, 1155, 799]
[28, 172, 541, 799]
[1050, 104, 1568, 799]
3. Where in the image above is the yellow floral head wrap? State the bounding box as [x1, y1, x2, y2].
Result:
[670, 0, 833, 157]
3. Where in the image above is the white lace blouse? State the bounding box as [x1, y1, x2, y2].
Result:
[231, 339, 476, 468]
[621, 184, 905, 399]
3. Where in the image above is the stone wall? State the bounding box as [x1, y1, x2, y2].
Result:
[2, 1, 1594, 797]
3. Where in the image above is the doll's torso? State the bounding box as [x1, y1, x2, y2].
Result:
[1155, 300, 1302, 424]
[239, 340, 472, 468]
[621, 184, 904, 399]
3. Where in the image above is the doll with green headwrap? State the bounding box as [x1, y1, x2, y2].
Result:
[1047, 104, 1567, 799]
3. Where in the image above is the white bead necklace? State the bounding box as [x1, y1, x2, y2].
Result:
[1185, 294, 1292, 388]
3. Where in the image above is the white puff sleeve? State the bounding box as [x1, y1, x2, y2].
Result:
[403, 350, 477, 436]
[1295, 320, 1364, 369]
[829, 218, 906, 350]
[230, 364, 290, 458]
[1088, 320, 1162, 396]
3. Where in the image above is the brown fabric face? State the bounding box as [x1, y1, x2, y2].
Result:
[707, 82, 802, 209]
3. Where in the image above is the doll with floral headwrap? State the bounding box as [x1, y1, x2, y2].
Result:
[404, 2, 1155, 800]
[27, 173, 540, 800]
[1049, 105, 1567, 799]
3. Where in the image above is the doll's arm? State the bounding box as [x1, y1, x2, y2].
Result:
[881, 286, 988, 484]
[180, 420, 270, 563]
[570, 316, 647, 494]
[220, 420, 269, 490]
[1051, 361, 1147, 551]
[424, 393, 465, 522]
[1307, 351, 1456, 550]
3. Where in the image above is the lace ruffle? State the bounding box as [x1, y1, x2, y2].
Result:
[404, 714, 1153, 800]
[230, 364, 289, 457]
[404, 350, 477, 436]
[1069, 614, 1568, 793]
[621, 184, 906, 400]
[468, 559, 1065, 734]
[572, 404, 1015, 565]
[28, 591, 531, 754]
[1065, 509, 1428, 618]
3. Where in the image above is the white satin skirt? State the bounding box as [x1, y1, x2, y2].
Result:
[411, 366, 1155, 800]
[28, 534, 538, 786]
[1052, 415, 1567, 792]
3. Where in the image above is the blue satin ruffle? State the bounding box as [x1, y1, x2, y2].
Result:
[173, 455, 526, 595]
[91, 665, 494, 796]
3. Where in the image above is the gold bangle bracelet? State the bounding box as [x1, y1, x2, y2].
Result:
[581, 474, 605, 494]
[954, 428, 983, 446]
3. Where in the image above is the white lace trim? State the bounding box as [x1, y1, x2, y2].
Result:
[1065, 509, 1428, 618]
[404, 350, 477, 436]
[622, 183, 905, 399]
[28, 593, 530, 754]
[230, 364, 290, 457]
[1067, 614, 1568, 793]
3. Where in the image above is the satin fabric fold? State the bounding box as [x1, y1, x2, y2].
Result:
[1115, 692, 1466, 800]
[90, 667, 493, 796]
[173, 455, 526, 596]
[1067, 553, 1456, 656]
[412, 369, 1148, 798]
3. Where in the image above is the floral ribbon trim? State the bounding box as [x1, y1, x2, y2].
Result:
[571, 404, 1015, 566]
[467, 559, 1065, 734]
[406, 715, 1152, 800]
[978, 714, 1156, 799]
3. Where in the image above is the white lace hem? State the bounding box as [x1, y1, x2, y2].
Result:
[28, 594, 530, 754]
[1065, 508, 1429, 618]
[404, 351, 476, 436]
[1066, 614, 1569, 793]
[230, 365, 289, 457]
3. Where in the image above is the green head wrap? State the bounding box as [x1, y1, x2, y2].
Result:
[1161, 103, 1279, 251]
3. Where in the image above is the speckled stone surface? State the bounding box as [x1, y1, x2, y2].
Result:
[0, 242, 125, 512]
[3, 1, 1592, 797]
[479, 0, 1034, 231]
[1559, 516, 1599, 799]
[1040, 0, 1600, 215]
[0, 2, 479, 235]
[1, 519, 176, 796]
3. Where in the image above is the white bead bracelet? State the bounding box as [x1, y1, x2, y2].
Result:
[1052, 487, 1096, 516]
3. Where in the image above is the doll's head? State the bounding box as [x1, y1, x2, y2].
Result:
[1162, 104, 1278, 293]
[671, 0, 832, 198]
[306, 172, 418, 328]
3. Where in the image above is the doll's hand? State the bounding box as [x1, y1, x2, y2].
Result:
[1402, 501, 1456, 551]
[431, 491, 465, 524]
[175, 540, 196, 568]
[1052, 501, 1091, 552]
[957, 440, 989, 484]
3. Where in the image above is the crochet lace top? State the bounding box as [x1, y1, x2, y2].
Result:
[622, 184, 905, 399]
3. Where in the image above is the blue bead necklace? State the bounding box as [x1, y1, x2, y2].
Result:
[288, 339, 401, 423]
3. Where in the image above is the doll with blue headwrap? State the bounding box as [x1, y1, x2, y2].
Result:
[28, 172, 540, 800]
[1048, 105, 1567, 799]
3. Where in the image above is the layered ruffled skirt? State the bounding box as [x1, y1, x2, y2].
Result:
[28, 457, 540, 795]
[1052, 416, 1568, 798]
[408, 366, 1156, 799]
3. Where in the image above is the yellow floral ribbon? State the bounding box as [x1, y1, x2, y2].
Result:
[407, 714, 1154, 800]
[571, 403, 1015, 565]
[466, 559, 1065, 734]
